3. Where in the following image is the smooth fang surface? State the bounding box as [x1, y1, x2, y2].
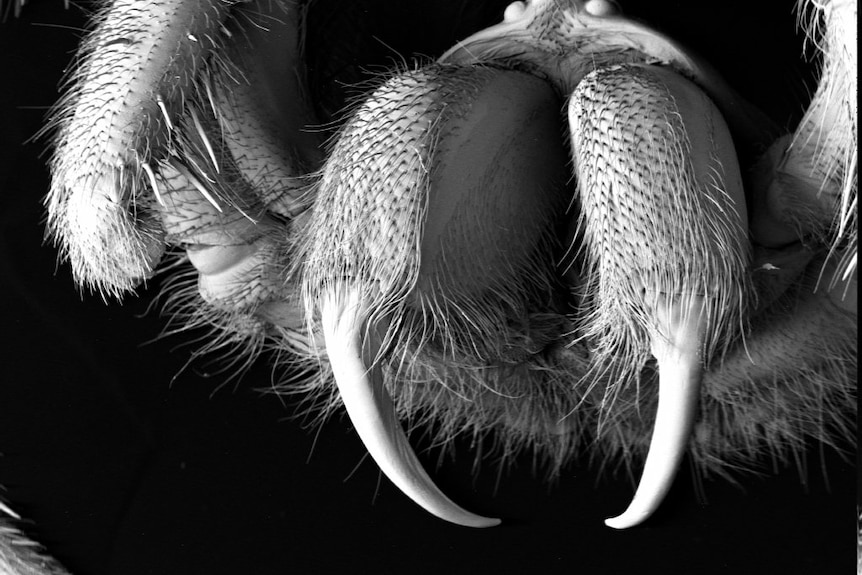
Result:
[320, 287, 501, 527]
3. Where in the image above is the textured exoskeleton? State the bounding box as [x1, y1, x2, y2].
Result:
[0, 0, 856, 573]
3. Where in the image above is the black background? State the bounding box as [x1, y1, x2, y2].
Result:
[0, 1, 855, 574]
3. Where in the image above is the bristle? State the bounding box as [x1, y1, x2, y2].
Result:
[141, 161, 165, 206]
[168, 157, 223, 213]
[156, 94, 175, 131]
[190, 106, 220, 173]
[0, 500, 72, 575]
[788, 0, 857, 283]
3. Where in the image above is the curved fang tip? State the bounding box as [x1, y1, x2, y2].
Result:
[320, 288, 501, 528]
[605, 295, 707, 530]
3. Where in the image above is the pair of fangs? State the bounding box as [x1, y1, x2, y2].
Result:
[321, 288, 708, 529]
[315, 0, 742, 531]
